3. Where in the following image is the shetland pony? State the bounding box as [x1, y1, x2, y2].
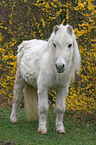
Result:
[10, 24, 80, 134]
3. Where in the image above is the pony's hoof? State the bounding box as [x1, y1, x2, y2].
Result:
[40, 131, 47, 135]
[38, 125, 47, 134]
[11, 120, 17, 123]
[56, 124, 65, 134]
[10, 115, 18, 123]
[57, 130, 66, 134]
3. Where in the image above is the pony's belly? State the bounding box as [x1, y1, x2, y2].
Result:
[22, 72, 37, 87]
[20, 60, 39, 87]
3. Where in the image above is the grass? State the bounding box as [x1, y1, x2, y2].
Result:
[0, 106, 96, 145]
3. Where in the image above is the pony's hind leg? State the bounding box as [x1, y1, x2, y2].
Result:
[10, 69, 25, 123]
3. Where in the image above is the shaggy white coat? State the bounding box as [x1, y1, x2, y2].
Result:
[10, 24, 80, 134]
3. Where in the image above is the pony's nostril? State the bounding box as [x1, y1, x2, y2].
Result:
[62, 64, 65, 68]
[55, 63, 65, 73]
[55, 64, 57, 68]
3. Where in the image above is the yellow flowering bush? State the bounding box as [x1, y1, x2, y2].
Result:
[0, 0, 96, 113]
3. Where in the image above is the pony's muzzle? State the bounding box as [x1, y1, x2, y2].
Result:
[55, 63, 65, 73]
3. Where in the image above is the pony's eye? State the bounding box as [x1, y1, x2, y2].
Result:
[53, 42, 56, 48]
[68, 43, 72, 48]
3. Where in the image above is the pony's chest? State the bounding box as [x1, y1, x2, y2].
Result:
[49, 74, 65, 90]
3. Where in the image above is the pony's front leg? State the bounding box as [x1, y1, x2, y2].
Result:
[38, 84, 49, 134]
[56, 87, 68, 134]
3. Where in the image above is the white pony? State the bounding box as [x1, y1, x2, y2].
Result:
[10, 24, 80, 134]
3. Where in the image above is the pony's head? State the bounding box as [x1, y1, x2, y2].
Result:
[48, 24, 80, 75]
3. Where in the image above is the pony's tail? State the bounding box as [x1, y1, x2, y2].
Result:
[23, 84, 39, 120]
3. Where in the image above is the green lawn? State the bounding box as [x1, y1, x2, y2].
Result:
[0, 106, 96, 145]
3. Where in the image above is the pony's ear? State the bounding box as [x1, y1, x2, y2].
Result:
[67, 25, 73, 35]
[53, 25, 59, 34]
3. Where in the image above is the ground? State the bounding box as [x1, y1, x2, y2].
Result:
[0, 106, 96, 145]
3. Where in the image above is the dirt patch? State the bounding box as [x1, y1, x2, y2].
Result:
[0, 141, 15, 145]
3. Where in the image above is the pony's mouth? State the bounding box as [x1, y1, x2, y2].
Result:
[56, 68, 65, 73]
